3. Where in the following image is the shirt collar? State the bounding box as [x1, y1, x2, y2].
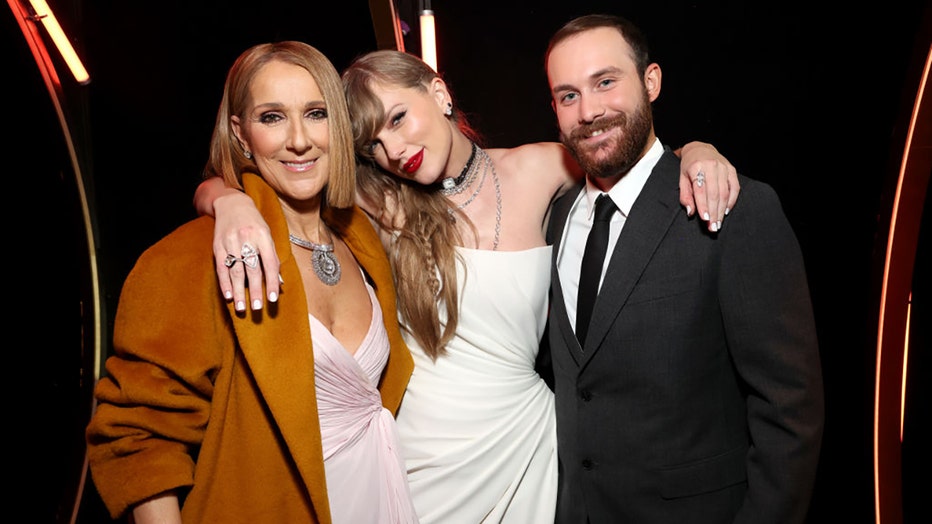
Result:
[583, 137, 664, 219]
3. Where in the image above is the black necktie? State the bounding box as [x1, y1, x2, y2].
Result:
[576, 194, 616, 346]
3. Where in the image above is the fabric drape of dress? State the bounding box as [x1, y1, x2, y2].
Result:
[312, 282, 419, 524]
[395, 246, 557, 523]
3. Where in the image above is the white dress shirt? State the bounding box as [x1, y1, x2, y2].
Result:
[556, 138, 665, 332]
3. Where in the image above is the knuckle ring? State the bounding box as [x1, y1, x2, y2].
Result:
[224, 254, 239, 268]
[695, 171, 705, 188]
[241, 242, 259, 269]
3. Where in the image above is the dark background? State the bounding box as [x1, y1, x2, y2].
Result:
[7, 1, 929, 522]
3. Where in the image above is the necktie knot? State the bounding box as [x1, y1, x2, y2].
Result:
[594, 194, 616, 222]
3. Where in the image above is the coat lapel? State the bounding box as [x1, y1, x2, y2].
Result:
[231, 174, 331, 518]
[580, 152, 682, 365]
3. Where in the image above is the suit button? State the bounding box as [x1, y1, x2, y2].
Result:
[582, 459, 593, 470]
[579, 389, 592, 401]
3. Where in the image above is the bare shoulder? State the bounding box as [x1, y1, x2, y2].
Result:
[486, 142, 581, 191]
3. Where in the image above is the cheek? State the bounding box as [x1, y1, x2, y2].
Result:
[368, 144, 390, 170]
[247, 127, 283, 156]
[310, 123, 330, 150]
[554, 108, 576, 133]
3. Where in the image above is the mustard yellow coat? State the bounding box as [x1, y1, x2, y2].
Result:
[86, 174, 413, 522]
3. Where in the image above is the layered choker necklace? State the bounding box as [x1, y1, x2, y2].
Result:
[289, 228, 341, 286]
[437, 141, 479, 196]
[440, 143, 502, 251]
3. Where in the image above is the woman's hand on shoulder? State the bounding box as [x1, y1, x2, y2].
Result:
[677, 141, 740, 232]
[211, 190, 280, 312]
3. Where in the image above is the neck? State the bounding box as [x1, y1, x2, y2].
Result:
[280, 194, 327, 233]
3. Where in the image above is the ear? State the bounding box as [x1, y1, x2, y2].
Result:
[644, 63, 661, 102]
[231, 115, 248, 153]
[428, 76, 451, 111]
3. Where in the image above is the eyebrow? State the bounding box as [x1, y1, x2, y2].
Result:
[551, 66, 623, 95]
[253, 100, 327, 111]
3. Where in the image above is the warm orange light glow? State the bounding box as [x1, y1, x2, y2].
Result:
[420, 10, 437, 72]
[873, 43, 931, 524]
[29, 0, 90, 84]
[901, 295, 910, 442]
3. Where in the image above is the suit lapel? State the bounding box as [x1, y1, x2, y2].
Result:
[549, 185, 586, 365]
[580, 152, 682, 364]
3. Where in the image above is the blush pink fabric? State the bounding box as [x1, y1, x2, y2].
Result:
[310, 283, 418, 523]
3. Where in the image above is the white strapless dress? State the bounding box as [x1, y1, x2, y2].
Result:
[395, 246, 557, 523]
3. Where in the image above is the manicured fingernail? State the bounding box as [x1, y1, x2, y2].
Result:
[685, 205, 692, 216]
[224, 290, 233, 300]
[268, 291, 278, 303]
[703, 212, 710, 221]
[716, 221, 722, 231]
[710, 221, 719, 232]
[725, 207, 730, 215]
[252, 299, 262, 310]
[235, 301, 245, 312]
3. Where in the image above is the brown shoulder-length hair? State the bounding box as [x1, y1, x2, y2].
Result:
[204, 40, 356, 208]
[343, 49, 481, 360]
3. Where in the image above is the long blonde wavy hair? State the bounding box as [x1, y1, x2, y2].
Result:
[343, 50, 482, 360]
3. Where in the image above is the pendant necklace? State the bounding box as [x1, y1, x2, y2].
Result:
[289, 229, 341, 286]
[437, 141, 479, 196]
[443, 145, 502, 251]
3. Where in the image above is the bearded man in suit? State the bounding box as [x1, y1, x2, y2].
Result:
[544, 14, 824, 524]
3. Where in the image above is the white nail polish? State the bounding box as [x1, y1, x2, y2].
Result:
[224, 290, 233, 300]
[711, 222, 718, 232]
[269, 292, 278, 303]
[686, 205, 692, 216]
[236, 301, 245, 311]
[703, 212, 710, 221]
[725, 208, 731, 215]
[252, 299, 262, 310]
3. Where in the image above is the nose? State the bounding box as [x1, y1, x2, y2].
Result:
[578, 94, 605, 124]
[287, 119, 312, 152]
[380, 133, 405, 161]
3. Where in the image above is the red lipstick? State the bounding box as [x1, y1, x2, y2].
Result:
[403, 149, 424, 174]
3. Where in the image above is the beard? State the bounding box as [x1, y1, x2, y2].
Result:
[560, 89, 653, 180]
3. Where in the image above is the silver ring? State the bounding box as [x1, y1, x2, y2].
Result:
[695, 171, 705, 188]
[241, 243, 259, 269]
[224, 254, 238, 268]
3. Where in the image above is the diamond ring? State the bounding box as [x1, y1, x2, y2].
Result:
[241, 243, 259, 269]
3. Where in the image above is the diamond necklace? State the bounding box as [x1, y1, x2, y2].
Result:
[446, 146, 502, 251]
[437, 141, 479, 196]
[288, 233, 341, 286]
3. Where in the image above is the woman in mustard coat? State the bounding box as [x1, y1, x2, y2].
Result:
[85, 41, 415, 523]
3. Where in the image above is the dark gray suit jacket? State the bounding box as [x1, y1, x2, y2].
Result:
[547, 150, 823, 524]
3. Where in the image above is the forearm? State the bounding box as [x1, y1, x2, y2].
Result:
[194, 176, 241, 217]
[130, 492, 183, 524]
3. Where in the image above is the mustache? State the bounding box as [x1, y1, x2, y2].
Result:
[569, 114, 628, 142]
